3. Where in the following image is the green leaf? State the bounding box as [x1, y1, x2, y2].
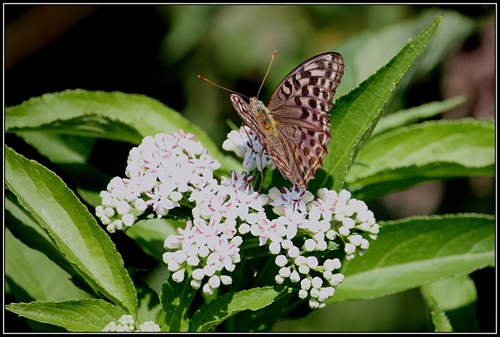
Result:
[158, 278, 197, 332]
[346, 118, 495, 200]
[421, 275, 479, 332]
[17, 113, 144, 143]
[189, 286, 291, 332]
[319, 15, 442, 191]
[427, 296, 454, 332]
[331, 214, 495, 303]
[226, 290, 294, 332]
[5, 229, 90, 302]
[5, 146, 138, 316]
[17, 132, 96, 163]
[5, 89, 241, 174]
[135, 279, 162, 324]
[372, 96, 467, 136]
[5, 299, 128, 332]
[14, 132, 111, 206]
[126, 218, 179, 262]
[336, 9, 476, 98]
[5, 191, 78, 279]
[421, 275, 477, 311]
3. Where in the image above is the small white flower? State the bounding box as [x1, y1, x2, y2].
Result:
[306, 256, 319, 269]
[102, 321, 117, 332]
[203, 282, 215, 295]
[238, 223, 251, 234]
[369, 223, 380, 236]
[270, 185, 313, 215]
[275, 255, 288, 267]
[300, 278, 311, 290]
[324, 258, 341, 271]
[117, 314, 135, 332]
[339, 226, 350, 236]
[275, 266, 289, 279]
[294, 255, 306, 266]
[329, 273, 345, 286]
[311, 276, 323, 288]
[315, 240, 327, 251]
[172, 270, 185, 282]
[287, 245, 300, 259]
[203, 264, 216, 277]
[349, 234, 363, 246]
[304, 239, 316, 252]
[208, 275, 221, 289]
[106, 223, 117, 233]
[326, 229, 337, 240]
[337, 202, 354, 217]
[192, 268, 205, 280]
[190, 279, 202, 289]
[342, 217, 355, 229]
[309, 298, 320, 309]
[282, 239, 294, 250]
[251, 218, 278, 246]
[358, 222, 371, 231]
[345, 243, 356, 255]
[269, 241, 281, 254]
[138, 321, 161, 332]
[134, 198, 147, 211]
[187, 255, 200, 266]
[103, 206, 115, 218]
[167, 260, 182, 272]
[220, 275, 232, 285]
[298, 264, 310, 275]
[275, 274, 285, 284]
[315, 188, 338, 222]
[310, 287, 320, 298]
[223, 126, 275, 173]
[290, 270, 301, 283]
[122, 213, 135, 227]
[312, 231, 325, 242]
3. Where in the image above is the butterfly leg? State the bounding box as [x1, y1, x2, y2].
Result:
[257, 146, 265, 193]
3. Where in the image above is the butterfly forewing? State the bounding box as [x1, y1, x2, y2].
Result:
[268, 52, 344, 112]
[230, 52, 344, 189]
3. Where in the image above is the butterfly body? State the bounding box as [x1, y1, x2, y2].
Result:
[248, 97, 278, 135]
[230, 52, 344, 189]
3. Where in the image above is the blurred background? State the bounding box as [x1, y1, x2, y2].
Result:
[4, 4, 495, 332]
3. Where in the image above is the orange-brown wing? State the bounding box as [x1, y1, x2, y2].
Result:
[268, 53, 344, 188]
[230, 93, 294, 183]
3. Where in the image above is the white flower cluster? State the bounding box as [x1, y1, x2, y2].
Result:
[163, 171, 268, 295]
[222, 125, 275, 173]
[95, 130, 220, 233]
[102, 314, 160, 332]
[260, 186, 379, 309]
[96, 129, 380, 310]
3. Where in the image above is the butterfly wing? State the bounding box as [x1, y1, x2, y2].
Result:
[230, 93, 296, 184]
[267, 52, 345, 188]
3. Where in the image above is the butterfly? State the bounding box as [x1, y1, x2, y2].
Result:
[200, 51, 344, 189]
[231, 52, 345, 189]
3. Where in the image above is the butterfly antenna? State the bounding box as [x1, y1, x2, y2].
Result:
[198, 75, 249, 100]
[256, 50, 277, 99]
